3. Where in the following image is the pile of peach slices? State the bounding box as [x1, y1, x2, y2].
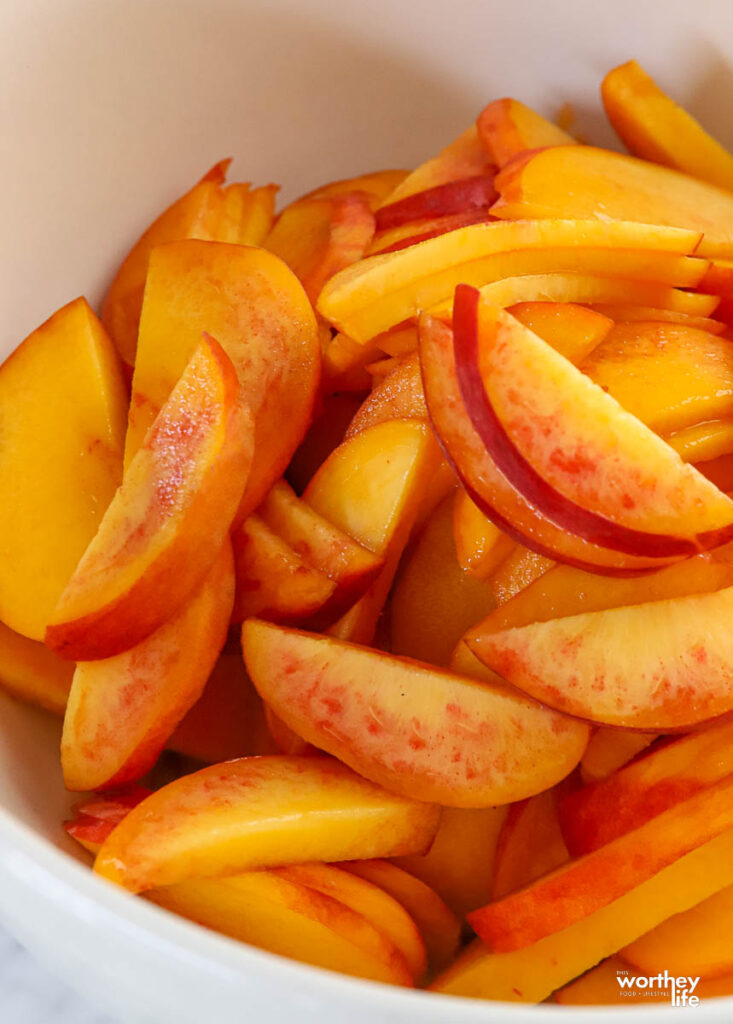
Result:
[11, 58, 733, 1006]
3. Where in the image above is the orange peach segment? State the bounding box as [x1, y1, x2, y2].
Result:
[509, 301, 613, 362]
[65, 787, 152, 855]
[374, 325, 419, 358]
[477, 99, 576, 166]
[344, 353, 426, 438]
[588, 303, 727, 333]
[264, 704, 317, 757]
[230, 515, 336, 625]
[378, 126, 494, 205]
[602, 60, 733, 192]
[452, 489, 515, 580]
[319, 218, 704, 342]
[698, 452, 733, 492]
[300, 169, 409, 210]
[94, 755, 440, 892]
[468, 585, 733, 729]
[491, 788, 569, 900]
[666, 420, 733, 463]
[432, 828, 733, 1001]
[242, 619, 589, 807]
[341, 860, 460, 974]
[467, 773, 733, 952]
[61, 542, 234, 791]
[127, 240, 320, 518]
[393, 805, 508, 920]
[275, 862, 426, 983]
[580, 730, 658, 785]
[264, 193, 375, 304]
[0, 621, 74, 715]
[286, 393, 362, 493]
[147, 869, 414, 987]
[0, 298, 127, 640]
[492, 145, 733, 257]
[46, 337, 252, 660]
[101, 161, 276, 365]
[487, 547, 552, 604]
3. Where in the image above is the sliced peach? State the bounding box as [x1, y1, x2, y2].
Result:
[286, 393, 362, 493]
[325, 547, 404, 647]
[698, 452, 733, 492]
[127, 240, 320, 518]
[0, 298, 127, 640]
[454, 288, 733, 554]
[264, 704, 317, 757]
[374, 325, 418, 358]
[509, 301, 613, 362]
[487, 547, 552, 604]
[452, 489, 515, 580]
[94, 755, 440, 892]
[46, 337, 252, 660]
[588, 303, 727, 333]
[666, 419, 733, 463]
[61, 542, 234, 791]
[365, 355, 401, 379]
[344, 353, 426, 438]
[467, 773, 733, 952]
[390, 495, 497, 665]
[432, 829, 733, 1001]
[65, 787, 152, 855]
[492, 145, 733, 258]
[319, 217, 704, 342]
[560, 718, 733, 855]
[378, 126, 494, 206]
[321, 331, 383, 391]
[102, 161, 276, 366]
[582, 730, 657, 785]
[264, 193, 375, 304]
[393, 805, 508, 920]
[477, 99, 576, 167]
[148, 869, 414, 987]
[299, 169, 409, 210]
[369, 208, 495, 256]
[0, 622, 74, 715]
[602, 60, 733, 192]
[491, 788, 569, 900]
[341, 860, 460, 975]
[230, 515, 336, 625]
[242, 619, 589, 807]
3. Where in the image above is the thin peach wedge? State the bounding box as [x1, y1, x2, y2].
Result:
[477, 99, 576, 166]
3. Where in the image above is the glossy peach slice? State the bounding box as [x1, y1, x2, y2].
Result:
[344, 353, 426, 438]
[579, 729, 657, 785]
[378, 126, 494, 205]
[477, 99, 576, 166]
[46, 337, 252, 660]
[487, 547, 552, 604]
[491, 788, 569, 900]
[509, 301, 613, 362]
[588, 303, 727, 333]
[452, 489, 514, 580]
[65, 787, 152, 855]
[242, 619, 589, 807]
[300, 169, 409, 209]
[0, 621, 74, 715]
[94, 755, 440, 892]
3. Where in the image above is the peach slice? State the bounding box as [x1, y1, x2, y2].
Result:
[342, 860, 460, 975]
[127, 240, 320, 518]
[242, 619, 589, 807]
[46, 337, 252, 660]
[554, 956, 733, 1006]
[491, 788, 569, 900]
[454, 287, 733, 554]
[487, 547, 552, 604]
[319, 217, 704, 342]
[393, 805, 507, 920]
[452, 489, 515, 580]
[432, 828, 733, 1001]
[0, 622, 74, 715]
[230, 515, 336, 625]
[0, 298, 127, 640]
[477, 99, 576, 167]
[286, 393, 362, 493]
[602, 60, 733, 192]
[65, 787, 152, 855]
[344, 353, 426, 438]
[369, 208, 495, 257]
[509, 301, 613, 362]
[419, 310, 679, 573]
[579, 730, 658, 785]
[588, 303, 727, 333]
[378, 126, 494, 206]
[698, 452, 733, 492]
[390, 495, 498, 666]
[101, 161, 276, 366]
[467, 773, 733, 952]
[94, 755, 440, 892]
[61, 543, 235, 791]
[299, 169, 409, 209]
[147, 869, 414, 987]
[264, 704, 317, 757]
[492, 145, 733, 257]
[374, 325, 419, 358]
[666, 420, 733, 464]
[559, 718, 733, 856]
[264, 193, 375, 304]
[274, 862, 426, 983]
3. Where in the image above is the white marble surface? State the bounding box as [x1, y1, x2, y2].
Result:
[0, 924, 119, 1024]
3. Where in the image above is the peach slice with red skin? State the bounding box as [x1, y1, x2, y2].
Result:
[299, 169, 409, 210]
[453, 286, 733, 555]
[45, 337, 252, 661]
[370, 208, 495, 256]
[378, 125, 494, 206]
[477, 99, 576, 167]
[65, 787, 152, 854]
[62, 541, 234, 791]
[94, 755, 440, 893]
[491, 787, 570, 900]
[242, 618, 589, 807]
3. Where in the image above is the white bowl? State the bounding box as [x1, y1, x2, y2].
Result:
[2, 1, 733, 1020]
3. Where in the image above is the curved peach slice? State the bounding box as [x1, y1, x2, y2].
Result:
[375, 325, 418, 358]
[477, 99, 576, 167]
[588, 303, 727, 333]
[379, 126, 494, 206]
[419, 310, 678, 573]
[0, 621, 73, 715]
[46, 337, 252, 661]
[265, 193, 375, 304]
[452, 489, 514, 580]
[286, 393, 363, 493]
[467, 773, 733, 953]
[344, 353, 426, 438]
[602, 60, 733, 192]
[667, 420, 733, 463]
[468, 585, 733, 729]
[102, 161, 277, 366]
[487, 547, 552, 604]
[94, 755, 439, 892]
[299, 169, 409, 210]
[230, 515, 336, 624]
[127, 240, 320, 518]
[61, 542, 234, 791]
[147, 869, 414, 987]
[242, 619, 589, 807]
[275, 862, 426, 983]
[509, 301, 613, 362]
[579, 729, 657, 785]
[264, 704, 317, 757]
[454, 287, 733, 554]
[65, 787, 152, 855]
[370, 208, 495, 256]
[492, 144, 733, 257]
[491, 788, 569, 901]
[0, 298, 127, 640]
[318, 218, 702, 342]
[342, 860, 460, 975]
